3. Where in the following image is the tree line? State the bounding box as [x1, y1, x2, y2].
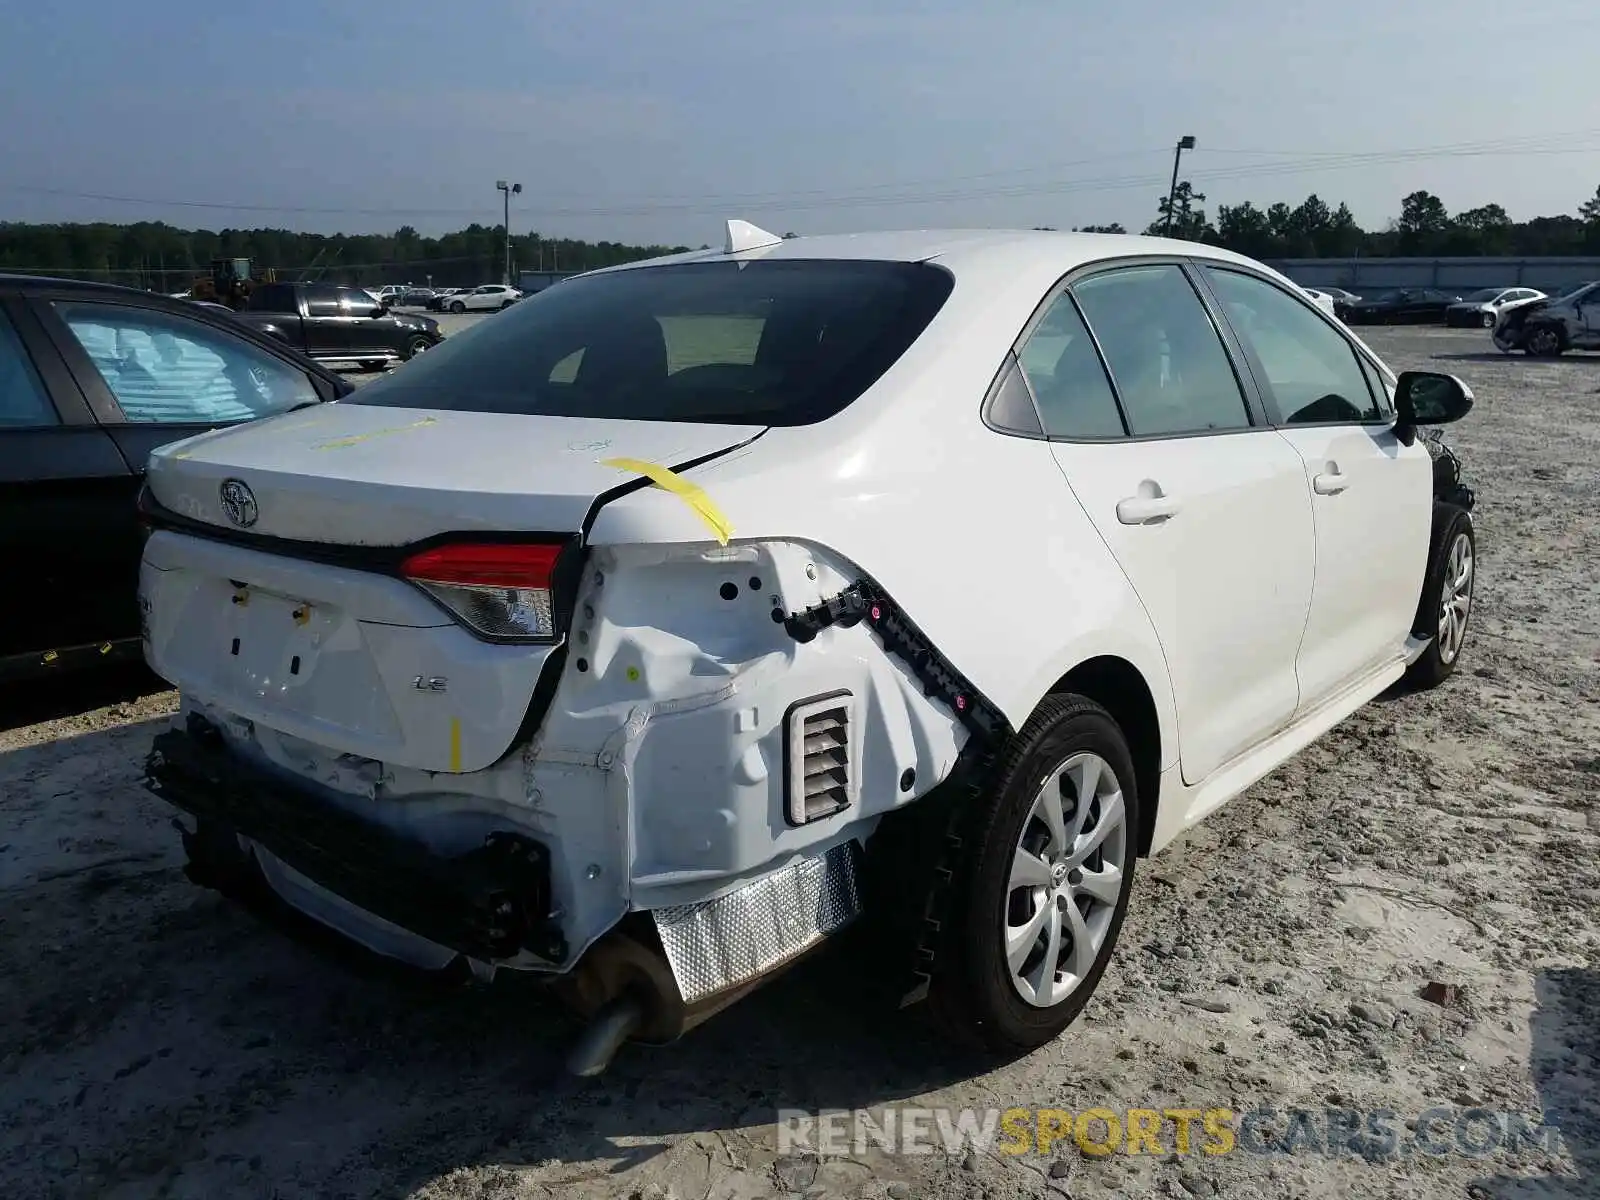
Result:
[0, 222, 693, 291]
[4, 183, 1600, 290]
[1106, 182, 1600, 259]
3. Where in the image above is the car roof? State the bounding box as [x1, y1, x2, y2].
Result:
[577, 226, 1273, 280]
[0, 272, 192, 299]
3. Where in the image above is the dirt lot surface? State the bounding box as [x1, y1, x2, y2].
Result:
[1, 327, 1596, 1199]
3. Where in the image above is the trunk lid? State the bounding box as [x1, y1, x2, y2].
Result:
[140, 405, 762, 772]
[145, 404, 761, 544]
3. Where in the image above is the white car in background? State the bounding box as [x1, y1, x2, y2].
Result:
[136, 222, 1478, 1074]
[1445, 286, 1546, 328]
[1300, 287, 1338, 318]
[447, 284, 523, 312]
[1314, 286, 1362, 307]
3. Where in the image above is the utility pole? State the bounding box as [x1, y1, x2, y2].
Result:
[1164, 135, 1197, 235]
[496, 180, 522, 284]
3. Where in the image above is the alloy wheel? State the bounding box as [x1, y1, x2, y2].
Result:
[1437, 531, 1474, 665]
[1004, 752, 1128, 1009]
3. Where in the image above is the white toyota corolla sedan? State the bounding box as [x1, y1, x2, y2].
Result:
[136, 222, 1478, 1073]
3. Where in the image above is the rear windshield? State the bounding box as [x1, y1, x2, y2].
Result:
[345, 258, 954, 425]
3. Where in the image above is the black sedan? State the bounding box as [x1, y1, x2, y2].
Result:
[1336, 288, 1465, 325]
[0, 275, 354, 682]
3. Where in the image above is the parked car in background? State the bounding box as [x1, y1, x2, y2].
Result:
[1492, 280, 1600, 356]
[447, 283, 523, 312]
[1337, 288, 1464, 325]
[396, 288, 436, 308]
[1300, 287, 1337, 318]
[231, 281, 442, 371]
[1312, 286, 1361, 307]
[1444, 287, 1545, 328]
[135, 225, 1478, 1073]
[0, 274, 351, 682]
[426, 288, 464, 311]
[374, 285, 405, 307]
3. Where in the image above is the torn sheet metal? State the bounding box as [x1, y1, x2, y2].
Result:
[651, 840, 862, 1003]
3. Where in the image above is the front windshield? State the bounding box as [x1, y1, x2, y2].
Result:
[1463, 288, 1503, 303]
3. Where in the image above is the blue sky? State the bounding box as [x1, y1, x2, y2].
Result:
[1, 0, 1596, 244]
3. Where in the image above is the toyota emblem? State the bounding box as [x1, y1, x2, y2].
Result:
[219, 478, 259, 528]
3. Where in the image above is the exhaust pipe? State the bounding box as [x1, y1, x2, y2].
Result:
[565, 991, 647, 1076]
[553, 928, 686, 1077]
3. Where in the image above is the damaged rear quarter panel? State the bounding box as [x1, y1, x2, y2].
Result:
[528, 538, 968, 912]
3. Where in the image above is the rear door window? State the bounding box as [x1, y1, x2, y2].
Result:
[1070, 264, 1252, 437]
[53, 302, 320, 423]
[347, 259, 955, 425]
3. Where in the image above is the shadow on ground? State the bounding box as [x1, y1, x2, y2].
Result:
[1477, 967, 1599, 1198]
[0, 663, 168, 735]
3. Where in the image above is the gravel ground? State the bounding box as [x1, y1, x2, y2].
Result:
[1, 327, 1596, 1200]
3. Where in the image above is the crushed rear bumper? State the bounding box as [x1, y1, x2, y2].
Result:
[144, 713, 567, 965]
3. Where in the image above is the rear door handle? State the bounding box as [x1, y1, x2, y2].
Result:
[1115, 495, 1181, 525]
[1312, 471, 1349, 495]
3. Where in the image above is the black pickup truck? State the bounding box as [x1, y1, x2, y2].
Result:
[232, 282, 443, 371]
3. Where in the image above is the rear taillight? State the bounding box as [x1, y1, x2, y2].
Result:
[400, 542, 563, 642]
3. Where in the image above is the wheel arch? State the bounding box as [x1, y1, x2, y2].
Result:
[1044, 655, 1166, 857]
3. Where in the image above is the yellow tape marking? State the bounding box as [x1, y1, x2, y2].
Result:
[599, 457, 733, 546]
[449, 718, 462, 772]
[314, 416, 437, 450]
[99, 643, 113, 655]
[42, 650, 58, 664]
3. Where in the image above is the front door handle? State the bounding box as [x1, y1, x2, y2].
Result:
[1115, 494, 1181, 525]
[1312, 471, 1349, 495]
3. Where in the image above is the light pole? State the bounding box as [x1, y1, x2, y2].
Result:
[495, 180, 522, 284]
[1164, 135, 1196, 235]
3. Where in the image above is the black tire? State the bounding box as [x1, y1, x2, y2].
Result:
[927, 694, 1140, 1056]
[1481, 311, 1496, 329]
[501, 299, 514, 310]
[403, 335, 432, 361]
[1405, 507, 1475, 690]
[450, 300, 466, 314]
[1523, 323, 1564, 357]
[358, 359, 386, 373]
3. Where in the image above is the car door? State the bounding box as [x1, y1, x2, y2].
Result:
[33, 296, 328, 641]
[332, 285, 390, 354]
[299, 283, 353, 355]
[0, 293, 138, 666]
[1197, 265, 1433, 712]
[1031, 262, 1316, 786]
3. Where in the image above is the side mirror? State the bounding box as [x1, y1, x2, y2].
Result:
[1394, 370, 1473, 446]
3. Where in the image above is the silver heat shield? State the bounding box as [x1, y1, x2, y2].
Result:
[651, 840, 864, 1003]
